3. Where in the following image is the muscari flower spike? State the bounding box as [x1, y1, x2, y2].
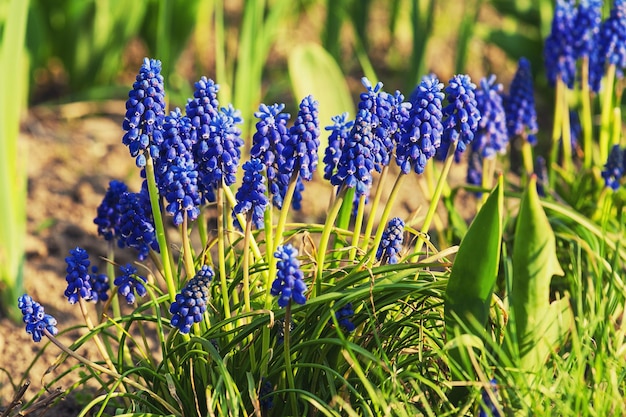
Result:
[602, 144, 625, 190]
[376, 217, 405, 264]
[259, 378, 275, 410]
[574, 0, 603, 60]
[504, 58, 539, 146]
[467, 149, 484, 190]
[155, 108, 201, 225]
[358, 78, 396, 172]
[169, 265, 214, 334]
[479, 378, 502, 417]
[250, 103, 292, 209]
[117, 189, 159, 261]
[436, 74, 481, 160]
[332, 302, 356, 332]
[18, 294, 58, 343]
[122, 58, 166, 167]
[90, 266, 110, 302]
[323, 113, 354, 181]
[473, 75, 508, 159]
[114, 264, 148, 304]
[271, 244, 307, 308]
[543, 0, 578, 88]
[281, 95, 321, 182]
[397, 74, 444, 174]
[598, 0, 626, 79]
[233, 158, 269, 230]
[94, 180, 128, 242]
[64, 247, 93, 304]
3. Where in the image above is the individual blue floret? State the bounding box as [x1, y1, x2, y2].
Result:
[602, 144, 625, 190]
[114, 264, 148, 304]
[473, 75, 508, 159]
[543, 0, 578, 88]
[504, 58, 539, 146]
[376, 217, 405, 264]
[271, 244, 307, 307]
[169, 265, 214, 333]
[233, 158, 269, 230]
[18, 294, 58, 343]
[155, 108, 201, 225]
[94, 180, 128, 242]
[64, 247, 93, 304]
[281, 95, 321, 182]
[397, 74, 444, 174]
[117, 189, 159, 261]
[122, 58, 166, 167]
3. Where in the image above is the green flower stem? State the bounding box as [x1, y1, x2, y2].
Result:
[368, 173, 406, 269]
[315, 186, 348, 297]
[274, 170, 301, 252]
[549, 77, 565, 189]
[561, 87, 572, 173]
[106, 243, 122, 328]
[223, 184, 262, 260]
[599, 64, 616, 165]
[181, 212, 196, 280]
[612, 107, 622, 147]
[283, 302, 299, 416]
[242, 212, 253, 316]
[581, 56, 594, 169]
[360, 165, 389, 254]
[43, 330, 180, 416]
[349, 194, 367, 260]
[216, 185, 232, 321]
[144, 154, 177, 303]
[521, 137, 535, 181]
[414, 142, 458, 257]
[197, 208, 208, 250]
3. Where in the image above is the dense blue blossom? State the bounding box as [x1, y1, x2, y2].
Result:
[155, 109, 201, 225]
[436, 74, 481, 160]
[544, 0, 578, 88]
[479, 379, 502, 417]
[117, 189, 159, 260]
[602, 144, 625, 190]
[233, 158, 269, 229]
[186, 76, 220, 129]
[169, 265, 214, 333]
[598, 0, 626, 78]
[122, 58, 166, 167]
[473, 75, 508, 158]
[323, 113, 354, 181]
[376, 217, 405, 264]
[504, 58, 539, 145]
[330, 108, 377, 197]
[114, 264, 148, 304]
[271, 244, 307, 307]
[89, 266, 110, 302]
[281, 95, 320, 181]
[18, 294, 58, 342]
[467, 149, 483, 189]
[332, 303, 356, 332]
[64, 247, 93, 304]
[575, 0, 603, 60]
[250, 103, 292, 209]
[397, 74, 444, 174]
[259, 378, 274, 410]
[94, 180, 128, 242]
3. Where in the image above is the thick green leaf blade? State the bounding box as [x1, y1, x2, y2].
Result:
[445, 175, 504, 337]
[288, 43, 355, 165]
[510, 176, 570, 372]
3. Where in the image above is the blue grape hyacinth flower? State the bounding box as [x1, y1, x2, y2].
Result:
[271, 244, 307, 307]
[155, 108, 201, 225]
[376, 217, 405, 264]
[233, 158, 269, 230]
[479, 378, 502, 417]
[122, 58, 166, 167]
[115, 264, 148, 304]
[64, 247, 93, 304]
[332, 302, 356, 332]
[467, 149, 484, 190]
[504, 58, 539, 146]
[323, 113, 354, 181]
[598, 0, 626, 78]
[602, 144, 625, 190]
[94, 180, 128, 242]
[259, 377, 275, 410]
[544, 0, 578, 88]
[397, 74, 444, 174]
[117, 189, 159, 261]
[169, 265, 214, 334]
[89, 266, 110, 302]
[281, 95, 321, 182]
[18, 294, 58, 342]
[473, 75, 508, 159]
[437, 74, 481, 160]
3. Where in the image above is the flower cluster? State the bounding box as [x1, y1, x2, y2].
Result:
[94, 180, 128, 242]
[323, 113, 353, 180]
[18, 294, 58, 342]
[169, 265, 214, 333]
[271, 244, 307, 307]
[504, 58, 538, 145]
[117, 189, 159, 260]
[376, 217, 405, 264]
[544, 0, 578, 88]
[282, 95, 320, 181]
[598, 0, 626, 78]
[233, 158, 269, 229]
[64, 247, 94, 304]
[333, 303, 356, 332]
[473, 75, 508, 159]
[259, 377, 275, 410]
[122, 58, 166, 167]
[602, 144, 625, 190]
[114, 264, 148, 304]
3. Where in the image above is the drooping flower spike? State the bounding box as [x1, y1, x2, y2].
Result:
[114, 264, 148, 304]
[122, 58, 166, 167]
[271, 244, 307, 307]
[18, 294, 58, 343]
[169, 265, 214, 334]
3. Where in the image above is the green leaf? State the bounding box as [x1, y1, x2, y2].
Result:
[510, 176, 571, 373]
[288, 42, 355, 165]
